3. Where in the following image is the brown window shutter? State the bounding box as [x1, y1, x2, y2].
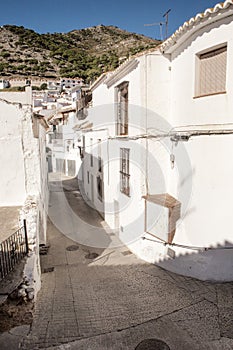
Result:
[199, 46, 227, 96]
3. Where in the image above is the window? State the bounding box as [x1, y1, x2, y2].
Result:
[115, 81, 129, 135]
[120, 148, 130, 196]
[90, 138, 93, 167]
[98, 139, 102, 172]
[97, 176, 103, 201]
[196, 45, 227, 97]
[87, 171, 90, 184]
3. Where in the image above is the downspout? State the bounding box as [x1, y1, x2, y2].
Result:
[144, 54, 149, 235]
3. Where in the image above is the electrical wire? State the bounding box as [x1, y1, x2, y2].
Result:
[142, 235, 233, 251]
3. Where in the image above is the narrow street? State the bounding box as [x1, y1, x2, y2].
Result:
[22, 175, 233, 350]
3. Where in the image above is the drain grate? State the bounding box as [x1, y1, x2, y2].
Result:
[66, 245, 79, 251]
[39, 244, 50, 255]
[43, 267, 54, 273]
[85, 252, 99, 260]
[135, 339, 170, 350]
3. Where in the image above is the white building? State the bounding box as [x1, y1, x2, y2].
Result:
[77, 0, 233, 281]
[60, 77, 84, 90]
[48, 106, 82, 177]
[0, 79, 10, 89]
[0, 86, 49, 295]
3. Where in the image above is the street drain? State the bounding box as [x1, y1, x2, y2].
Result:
[66, 245, 79, 251]
[43, 267, 54, 273]
[39, 244, 50, 255]
[135, 339, 170, 350]
[85, 252, 99, 259]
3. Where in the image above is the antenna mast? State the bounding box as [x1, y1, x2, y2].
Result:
[144, 22, 164, 41]
[144, 9, 171, 41]
[163, 9, 171, 40]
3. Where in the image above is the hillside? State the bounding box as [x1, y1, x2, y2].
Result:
[0, 25, 160, 82]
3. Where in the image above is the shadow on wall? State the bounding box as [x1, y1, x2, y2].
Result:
[142, 237, 233, 282]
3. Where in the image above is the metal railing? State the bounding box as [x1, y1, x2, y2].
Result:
[0, 220, 28, 281]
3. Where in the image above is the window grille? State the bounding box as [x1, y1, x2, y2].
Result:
[120, 148, 130, 196]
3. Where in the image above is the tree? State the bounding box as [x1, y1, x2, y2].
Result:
[40, 83, 47, 90]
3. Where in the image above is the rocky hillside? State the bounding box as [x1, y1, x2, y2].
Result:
[0, 25, 160, 82]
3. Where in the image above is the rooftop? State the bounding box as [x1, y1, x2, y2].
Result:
[161, 0, 233, 53]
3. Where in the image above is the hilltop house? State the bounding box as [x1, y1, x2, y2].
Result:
[46, 86, 92, 176]
[76, 0, 233, 281]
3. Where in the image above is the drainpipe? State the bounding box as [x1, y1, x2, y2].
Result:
[144, 54, 149, 235]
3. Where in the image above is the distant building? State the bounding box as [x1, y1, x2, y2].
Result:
[60, 77, 84, 90]
[0, 79, 10, 89]
[47, 78, 84, 91]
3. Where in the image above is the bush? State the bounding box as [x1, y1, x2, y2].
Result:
[0, 51, 10, 58]
[40, 83, 47, 90]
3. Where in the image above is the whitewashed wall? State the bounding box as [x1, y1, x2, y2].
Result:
[131, 12, 233, 281]
[51, 112, 81, 176]
[0, 87, 49, 297]
[80, 12, 233, 281]
[0, 100, 26, 205]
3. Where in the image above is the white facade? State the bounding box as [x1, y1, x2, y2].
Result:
[0, 79, 10, 89]
[49, 111, 81, 177]
[0, 86, 49, 296]
[78, 0, 233, 281]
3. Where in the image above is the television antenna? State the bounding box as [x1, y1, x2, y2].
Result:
[144, 21, 164, 41]
[163, 9, 171, 40]
[144, 8, 171, 41]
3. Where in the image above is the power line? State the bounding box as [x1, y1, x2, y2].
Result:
[142, 235, 233, 251]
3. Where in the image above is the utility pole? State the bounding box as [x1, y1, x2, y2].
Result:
[163, 9, 171, 40]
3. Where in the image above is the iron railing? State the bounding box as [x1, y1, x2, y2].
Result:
[0, 219, 28, 281]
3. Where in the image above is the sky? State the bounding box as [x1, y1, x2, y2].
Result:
[0, 0, 221, 40]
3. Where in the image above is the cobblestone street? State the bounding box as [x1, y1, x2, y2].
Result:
[22, 176, 233, 349]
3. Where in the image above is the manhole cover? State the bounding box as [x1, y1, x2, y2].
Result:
[135, 339, 170, 350]
[85, 252, 99, 259]
[66, 245, 79, 251]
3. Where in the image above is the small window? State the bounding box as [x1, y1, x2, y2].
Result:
[120, 148, 130, 196]
[87, 171, 90, 184]
[195, 45, 227, 97]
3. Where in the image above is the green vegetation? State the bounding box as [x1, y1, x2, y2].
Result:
[0, 25, 160, 82]
[40, 82, 47, 90]
[0, 86, 25, 92]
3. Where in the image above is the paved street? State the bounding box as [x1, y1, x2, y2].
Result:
[22, 176, 233, 349]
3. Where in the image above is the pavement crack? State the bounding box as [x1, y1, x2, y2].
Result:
[39, 300, 208, 347]
[67, 264, 81, 337]
[215, 285, 222, 335]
